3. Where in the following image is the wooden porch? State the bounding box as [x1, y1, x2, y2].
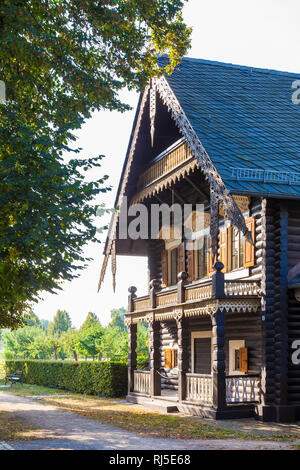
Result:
[125, 264, 262, 419]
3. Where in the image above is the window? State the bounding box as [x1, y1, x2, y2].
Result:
[229, 340, 248, 375]
[232, 229, 244, 270]
[196, 237, 208, 279]
[187, 236, 210, 281]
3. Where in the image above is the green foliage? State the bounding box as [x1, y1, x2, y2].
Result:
[4, 360, 127, 397]
[0, 360, 5, 380]
[81, 312, 100, 329]
[0, 1, 190, 328]
[76, 322, 104, 359]
[3, 326, 47, 359]
[48, 310, 72, 336]
[109, 307, 127, 331]
[2, 306, 149, 365]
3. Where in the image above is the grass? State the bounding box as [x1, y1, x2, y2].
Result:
[1, 383, 299, 442]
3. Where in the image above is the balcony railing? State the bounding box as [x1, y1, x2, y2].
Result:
[137, 139, 192, 190]
[132, 278, 260, 313]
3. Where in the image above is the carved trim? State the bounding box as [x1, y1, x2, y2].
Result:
[149, 86, 156, 147]
[126, 297, 260, 324]
[97, 86, 150, 291]
[173, 308, 184, 323]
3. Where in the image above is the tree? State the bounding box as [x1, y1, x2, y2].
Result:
[0, 1, 191, 328]
[25, 312, 41, 328]
[81, 312, 100, 330]
[76, 322, 104, 360]
[48, 310, 72, 337]
[61, 328, 79, 361]
[3, 326, 44, 359]
[108, 308, 127, 331]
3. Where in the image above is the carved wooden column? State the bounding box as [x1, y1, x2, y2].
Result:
[211, 262, 226, 412]
[176, 272, 188, 402]
[149, 318, 161, 397]
[127, 286, 137, 395]
[127, 322, 137, 394]
[176, 311, 188, 402]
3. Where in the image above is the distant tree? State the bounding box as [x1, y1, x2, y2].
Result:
[39, 319, 50, 330]
[46, 333, 67, 360]
[76, 322, 103, 360]
[81, 312, 100, 330]
[48, 310, 72, 337]
[25, 312, 41, 327]
[108, 308, 127, 331]
[3, 326, 44, 359]
[61, 329, 79, 362]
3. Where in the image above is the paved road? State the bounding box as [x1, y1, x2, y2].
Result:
[0, 393, 296, 450]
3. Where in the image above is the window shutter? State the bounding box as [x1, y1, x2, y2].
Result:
[239, 347, 248, 373]
[164, 349, 172, 369]
[187, 241, 195, 282]
[243, 217, 255, 268]
[171, 349, 178, 368]
[177, 242, 185, 274]
[226, 226, 233, 272]
[161, 249, 168, 287]
[219, 227, 227, 272]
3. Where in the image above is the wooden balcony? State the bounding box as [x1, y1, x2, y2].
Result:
[131, 138, 198, 204]
[137, 138, 192, 190]
[127, 276, 261, 324]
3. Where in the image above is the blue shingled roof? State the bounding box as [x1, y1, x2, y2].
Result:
[164, 57, 300, 198]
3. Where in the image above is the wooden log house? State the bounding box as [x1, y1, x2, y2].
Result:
[99, 58, 300, 422]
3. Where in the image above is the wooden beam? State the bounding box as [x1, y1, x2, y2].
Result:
[185, 175, 208, 200]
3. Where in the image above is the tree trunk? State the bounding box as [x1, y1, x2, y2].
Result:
[73, 350, 78, 362]
[54, 348, 57, 361]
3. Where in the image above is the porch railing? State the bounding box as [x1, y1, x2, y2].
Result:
[186, 373, 213, 404]
[226, 375, 261, 403]
[133, 370, 151, 395]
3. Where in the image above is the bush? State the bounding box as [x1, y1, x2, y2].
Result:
[0, 360, 5, 380]
[4, 360, 128, 397]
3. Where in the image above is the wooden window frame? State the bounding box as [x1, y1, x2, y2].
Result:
[229, 340, 246, 375]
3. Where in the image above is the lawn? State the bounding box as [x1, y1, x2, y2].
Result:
[1, 382, 299, 442]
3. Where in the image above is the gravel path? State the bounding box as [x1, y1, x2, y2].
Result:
[0, 392, 296, 450]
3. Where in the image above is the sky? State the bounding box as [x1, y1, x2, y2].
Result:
[34, 0, 300, 328]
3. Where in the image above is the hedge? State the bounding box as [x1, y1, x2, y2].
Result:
[4, 360, 128, 397]
[0, 360, 5, 380]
